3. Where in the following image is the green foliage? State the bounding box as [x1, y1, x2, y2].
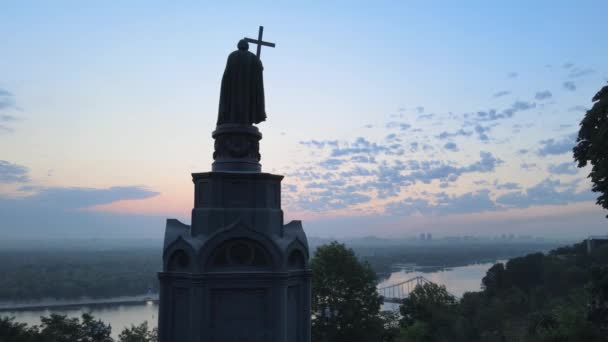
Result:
[0, 314, 157, 342]
[379, 310, 401, 342]
[588, 265, 608, 330]
[398, 283, 458, 341]
[117, 322, 157, 342]
[38, 313, 112, 342]
[0, 316, 42, 342]
[399, 283, 456, 326]
[396, 321, 432, 342]
[534, 300, 604, 342]
[393, 241, 608, 341]
[311, 241, 384, 342]
[573, 83, 608, 217]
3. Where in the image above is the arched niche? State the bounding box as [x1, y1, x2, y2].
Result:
[167, 249, 192, 272]
[285, 239, 309, 270]
[206, 238, 274, 271]
[287, 249, 306, 269]
[163, 237, 197, 272]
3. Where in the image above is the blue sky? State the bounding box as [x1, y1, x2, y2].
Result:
[0, 1, 607, 239]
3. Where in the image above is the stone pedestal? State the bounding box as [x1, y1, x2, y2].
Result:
[158, 125, 311, 342]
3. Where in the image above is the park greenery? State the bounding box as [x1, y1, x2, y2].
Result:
[311, 240, 608, 342]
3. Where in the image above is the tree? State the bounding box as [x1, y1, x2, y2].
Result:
[573, 83, 608, 217]
[117, 322, 157, 342]
[37, 313, 112, 342]
[588, 266, 608, 331]
[311, 241, 384, 342]
[0, 316, 42, 342]
[482, 263, 506, 295]
[399, 282, 457, 328]
[397, 282, 460, 341]
[0, 314, 162, 342]
[379, 310, 401, 342]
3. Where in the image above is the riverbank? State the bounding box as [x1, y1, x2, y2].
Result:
[0, 294, 159, 312]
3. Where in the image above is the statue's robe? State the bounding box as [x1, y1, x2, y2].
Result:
[217, 48, 266, 125]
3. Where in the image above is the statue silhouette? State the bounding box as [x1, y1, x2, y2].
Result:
[217, 39, 266, 125]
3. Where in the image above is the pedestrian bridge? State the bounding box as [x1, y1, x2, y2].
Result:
[377, 276, 431, 303]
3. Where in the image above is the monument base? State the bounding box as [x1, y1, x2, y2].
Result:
[158, 169, 311, 342]
[212, 124, 262, 172]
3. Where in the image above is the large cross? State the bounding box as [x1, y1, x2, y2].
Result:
[244, 26, 275, 58]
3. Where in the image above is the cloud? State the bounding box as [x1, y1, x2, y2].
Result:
[385, 122, 411, 130]
[283, 184, 297, 192]
[0, 89, 16, 111]
[339, 166, 375, 177]
[385, 177, 594, 217]
[416, 106, 425, 113]
[493, 90, 511, 97]
[292, 181, 373, 211]
[385, 190, 497, 216]
[330, 137, 404, 157]
[563, 62, 574, 69]
[290, 150, 502, 212]
[496, 178, 594, 208]
[537, 133, 577, 157]
[417, 114, 434, 120]
[434, 190, 497, 215]
[568, 106, 587, 112]
[319, 158, 344, 170]
[402, 152, 502, 185]
[563, 81, 576, 91]
[475, 101, 536, 122]
[548, 162, 578, 175]
[443, 142, 459, 152]
[0, 114, 17, 122]
[299, 140, 338, 149]
[0, 89, 19, 132]
[9, 185, 160, 210]
[568, 67, 595, 78]
[0, 160, 30, 183]
[0, 185, 162, 239]
[0, 125, 14, 133]
[507, 72, 518, 78]
[494, 181, 521, 190]
[520, 162, 537, 170]
[438, 129, 472, 139]
[474, 125, 491, 141]
[351, 155, 376, 164]
[534, 90, 552, 100]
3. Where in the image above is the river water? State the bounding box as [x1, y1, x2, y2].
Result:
[1, 260, 501, 338]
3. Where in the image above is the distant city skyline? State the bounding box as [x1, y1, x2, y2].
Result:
[1, 1, 607, 239]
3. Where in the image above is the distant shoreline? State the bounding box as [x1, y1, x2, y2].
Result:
[0, 294, 159, 312]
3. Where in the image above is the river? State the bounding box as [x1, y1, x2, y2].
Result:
[1, 260, 501, 338]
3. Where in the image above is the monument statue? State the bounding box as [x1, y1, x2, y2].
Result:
[217, 39, 266, 125]
[212, 26, 276, 172]
[157, 26, 311, 342]
[217, 26, 275, 126]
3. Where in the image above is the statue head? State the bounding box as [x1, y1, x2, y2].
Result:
[237, 39, 249, 51]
